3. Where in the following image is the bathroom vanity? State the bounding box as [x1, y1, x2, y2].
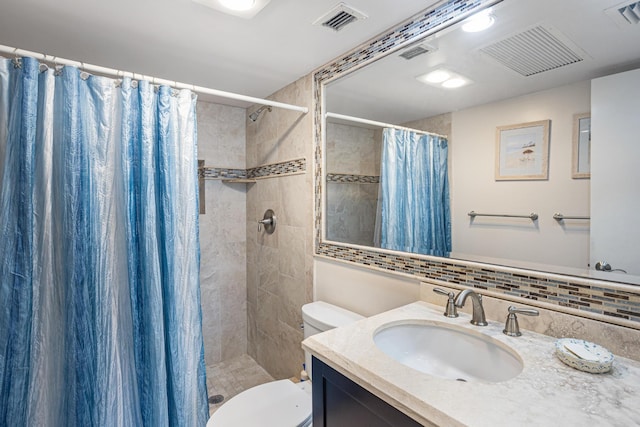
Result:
[312, 358, 424, 427]
[303, 301, 640, 426]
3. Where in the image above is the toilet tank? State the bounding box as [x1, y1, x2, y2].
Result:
[301, 301, 364, 380]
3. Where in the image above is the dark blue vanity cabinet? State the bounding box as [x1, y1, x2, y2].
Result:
[312, 357, 425, 427]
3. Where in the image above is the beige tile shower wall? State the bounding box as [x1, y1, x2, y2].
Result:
[197, 100, 248, 367]
[326, 123, 380, 176]
[246, 76, 314, 379]
[402, 112, 452, 138]
[326, 123, 380, 246]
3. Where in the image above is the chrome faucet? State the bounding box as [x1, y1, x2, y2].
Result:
[432, 288, 459, 318]
[503, 306, 539, 336]
[454, 289, 488, 326]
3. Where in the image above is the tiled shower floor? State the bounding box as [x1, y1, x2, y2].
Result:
[206, 354, 274, 415]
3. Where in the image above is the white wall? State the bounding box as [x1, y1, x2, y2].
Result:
[314, 257, 420, 317]
[450, 80, 591, 269]
[591, 68, 640, 275]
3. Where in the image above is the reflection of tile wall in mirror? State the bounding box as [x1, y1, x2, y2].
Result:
[326, 122, 381, 246]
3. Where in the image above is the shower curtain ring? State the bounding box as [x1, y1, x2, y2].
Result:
[79, 62, 90, 80]
[39, 54, 50, 72]
[11, 48, 22, 68]
[52, 57, 63, 75]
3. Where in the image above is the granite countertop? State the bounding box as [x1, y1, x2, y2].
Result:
[302, 301, 640, 427]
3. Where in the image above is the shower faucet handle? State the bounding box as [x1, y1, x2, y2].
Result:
[257, 218, 272, 231]
[257, 209, 276, 234]
[433, 288, 458, 318]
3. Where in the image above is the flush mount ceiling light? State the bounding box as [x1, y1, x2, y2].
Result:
[462, 9, 495, 32]
[441, 77, 468, 88]
[219, 0, 255, 11]
[416, 68, 471, 89]
[421, 69, 451, 84]
[192, 0, 271, 19]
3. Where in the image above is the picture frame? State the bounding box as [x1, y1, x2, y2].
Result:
[572, 112, 591, 179]
[495, 120, 550, 181]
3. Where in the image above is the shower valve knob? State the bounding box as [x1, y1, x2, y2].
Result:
[257, 209, 276, 234]
[257, 218, 272, 231]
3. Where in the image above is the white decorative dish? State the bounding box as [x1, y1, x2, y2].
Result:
[555, 338, 614, 373]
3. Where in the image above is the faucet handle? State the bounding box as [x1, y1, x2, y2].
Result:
[433, 288, 459, 318]
[503, 306, 539, 337]
[508, 306, 539, 316]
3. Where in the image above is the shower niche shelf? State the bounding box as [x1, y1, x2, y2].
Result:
[222, 178, 257, 184]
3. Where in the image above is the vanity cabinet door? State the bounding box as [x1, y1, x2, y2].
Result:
[312, 357, 425, 427]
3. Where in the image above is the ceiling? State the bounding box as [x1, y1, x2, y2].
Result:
[0, 0, 435, 107]
[326, 0, 640, 124]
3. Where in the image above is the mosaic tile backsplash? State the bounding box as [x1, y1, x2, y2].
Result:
[317, 244, 640, 323]
[313, 0, 640, 328]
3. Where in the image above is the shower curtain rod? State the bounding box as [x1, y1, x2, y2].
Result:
[0, 44, 308, 114]
[326, 112, 448, 139]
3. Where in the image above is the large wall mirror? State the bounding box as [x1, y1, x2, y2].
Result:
[320, 0, 640, 284]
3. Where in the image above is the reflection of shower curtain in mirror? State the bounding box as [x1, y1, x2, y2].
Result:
[375, 128, 451, 256]
[0, 57, 208, 426]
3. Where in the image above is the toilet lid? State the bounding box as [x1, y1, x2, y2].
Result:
[207, 380, 312, 427]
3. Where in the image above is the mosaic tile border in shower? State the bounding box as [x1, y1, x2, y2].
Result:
[248, 158, 306, 179]
[200, 167, 247, 180]
[317, 243, 640, 327]
[200, 158, 306, 181]
[312, 0, 640, 328]
[326, 173, 379, 184]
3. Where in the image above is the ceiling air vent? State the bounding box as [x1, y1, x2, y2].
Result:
[399, 43, 437, 60]
[479, 25, 585, 77]
[605, 1, 640, 25]
[314, 2, 368, 32]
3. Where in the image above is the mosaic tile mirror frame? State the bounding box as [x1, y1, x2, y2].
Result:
[312, 0, 640, 329]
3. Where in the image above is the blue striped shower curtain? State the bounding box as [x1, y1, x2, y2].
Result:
[376, 128, 451, 256]
[0, 57, 208, 426]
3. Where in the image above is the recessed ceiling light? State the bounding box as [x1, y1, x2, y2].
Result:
[421, 69, 451, 84]
[192, 0, 270, 19]
[442, 77, 469, 88]
[416, 68, 471, 89]
[462, 10, 495, 32]
[219, 0, 255, 11]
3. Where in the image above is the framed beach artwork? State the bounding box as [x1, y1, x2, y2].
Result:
[572, 113, 591, 179]
[495, 120, 550, 181]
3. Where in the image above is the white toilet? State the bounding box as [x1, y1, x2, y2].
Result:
[207, 301, 364, 427]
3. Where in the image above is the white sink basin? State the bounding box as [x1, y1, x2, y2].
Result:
[373, 321, 523, 383]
